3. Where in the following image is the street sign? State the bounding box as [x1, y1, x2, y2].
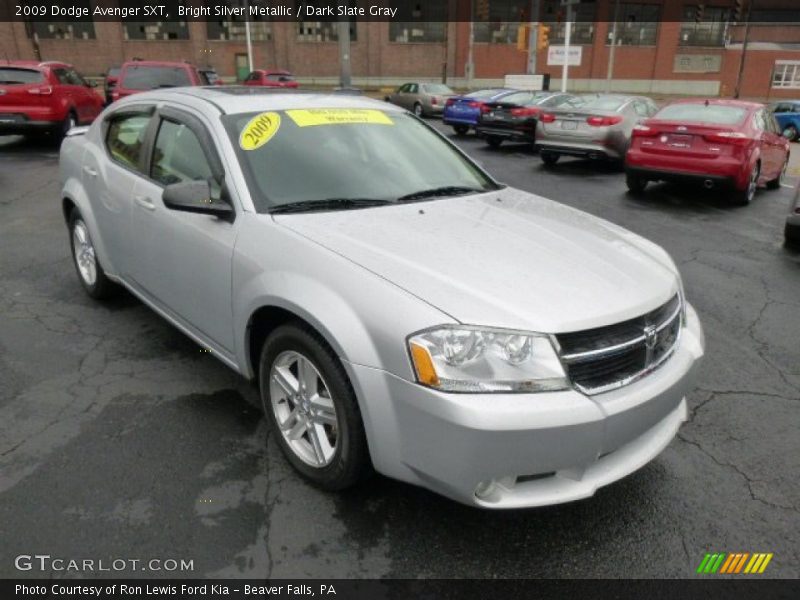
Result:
[547, 45, 583, 66]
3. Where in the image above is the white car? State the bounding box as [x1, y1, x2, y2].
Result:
[59, 88, 705, 508]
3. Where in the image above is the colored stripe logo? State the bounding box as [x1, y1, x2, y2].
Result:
[696, 552, 773, 574]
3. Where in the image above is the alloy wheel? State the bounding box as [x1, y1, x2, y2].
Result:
[269, 350, 339, 468]
[72, 220, 97, 286]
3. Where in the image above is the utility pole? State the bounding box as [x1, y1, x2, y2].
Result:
[466, 0, 475, 89]
[733, 0, 752, 99]
[243, 0, 253, 72]
[561, 2, 573, 92]
[605, 0, 621, 93]
[527, 0, 540, 75]
[338, 19, 352, 87]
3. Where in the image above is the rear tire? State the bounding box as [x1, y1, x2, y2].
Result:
[541, 151, 560, 166]
[626, 173, 647, 195]
[413, 103, 424, 118]
[486, 136, 502, 149]
[732, 163, 759, 206]
[259, 323, 371, 491]
[68, 209, 117, 300]
[766, 158, 787, 190]
[453, 124, 469, 136]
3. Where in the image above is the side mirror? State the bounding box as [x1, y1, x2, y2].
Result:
[162, 180, 233, 219]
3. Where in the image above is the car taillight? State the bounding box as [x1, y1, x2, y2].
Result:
[468, 101, 482, 108]
[481, 105, 492, 113]
[445, 98, 455, 107]
[632, 124, 658, 137]
[586, 115, 623, 127]
[431, 96, 439, 105]
[27, 86, 53, 96]
[703, 131, 750, 146]
[511, 107, 541, 117]
[539, 113, 556, 123]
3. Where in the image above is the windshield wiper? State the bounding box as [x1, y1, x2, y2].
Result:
[269, 198, 392, 214]
[397, 185, 487, 203]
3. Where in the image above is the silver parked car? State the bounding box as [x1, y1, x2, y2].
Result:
[536, 94, 660, 165]
[786, 179, 800, 247]
[385, 81, 456, 117]
[60, 88, 704, 508]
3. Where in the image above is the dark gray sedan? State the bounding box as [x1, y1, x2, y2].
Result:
[536, 94, 659, 165]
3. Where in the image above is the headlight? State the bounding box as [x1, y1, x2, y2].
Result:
[407, 326, 569, 393]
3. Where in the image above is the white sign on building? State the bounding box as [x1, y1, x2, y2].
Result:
[547, 45, 583, 67]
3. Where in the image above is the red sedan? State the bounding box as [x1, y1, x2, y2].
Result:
[0, 60, 103, 139]
[625, 99, 790, 205]
[243, 70, 299, 88]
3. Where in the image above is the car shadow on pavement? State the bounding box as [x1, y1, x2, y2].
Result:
[0, 134, 61, 155]
[537, 157, 624, 176]
[624, 182, 756, 212]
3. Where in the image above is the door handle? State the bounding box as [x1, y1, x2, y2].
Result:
[82, 165, 97, 177]
[134, 195, 155, 211]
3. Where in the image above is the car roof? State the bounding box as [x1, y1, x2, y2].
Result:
[1, 60, 71, 70]
[114, 86, 407, 115]
[122, 60, 194, 68]
[667, 97, 762, 110]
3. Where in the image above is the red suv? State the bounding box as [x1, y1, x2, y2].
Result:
[112, 60, 206, 102]
[0, 60, 103, 138]
[625, 99, 790, 205]
[243, 70, 299, 88]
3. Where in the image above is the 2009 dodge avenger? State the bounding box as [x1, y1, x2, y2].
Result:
[59, 87, 704, 508]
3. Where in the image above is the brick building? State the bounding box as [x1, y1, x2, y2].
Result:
[1, 0, 799, 99]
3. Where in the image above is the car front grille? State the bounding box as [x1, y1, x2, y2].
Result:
[555, 294, 682, 395]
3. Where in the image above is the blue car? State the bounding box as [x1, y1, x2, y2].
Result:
[770, 100, 800, 141]
[443, 88, 517, 135]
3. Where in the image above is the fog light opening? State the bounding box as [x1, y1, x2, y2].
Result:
[474, 476, 516, 502]
[474, 479, 497, 500]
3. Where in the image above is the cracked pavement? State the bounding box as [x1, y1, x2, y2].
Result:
[0, 129, 798, 579]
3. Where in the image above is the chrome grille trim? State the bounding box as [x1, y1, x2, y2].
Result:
[556, 295, 683, 395]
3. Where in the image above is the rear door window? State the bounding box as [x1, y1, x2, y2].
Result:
[105, 113, 152, 171]
[0, 68, 44, 85]
[122, 66, 192, 90]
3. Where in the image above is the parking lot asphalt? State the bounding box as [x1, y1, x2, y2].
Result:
[0, 126, 798, 580]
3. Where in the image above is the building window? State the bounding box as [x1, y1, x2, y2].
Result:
[207, 20, 272, 42]
[390, 0, 448, 43]
[474, 0, 528, 44]
[542, 0, 596, 45]
[124, 22, 189, 41]
[297, 20, 356, 42]
[679, 5, 729, 47]
[772, 61, 800, 89]
[608, 3, 660, 46]
[27, 21, 96, 40]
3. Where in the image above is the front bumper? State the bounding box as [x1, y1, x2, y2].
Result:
[346, 303, 704, 509]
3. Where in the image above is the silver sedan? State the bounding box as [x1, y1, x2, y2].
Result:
[536, 94, 660, 164]
[787, 179, 800, 247]
[60, 88, 704, 508]
[385, 81, 456, 117]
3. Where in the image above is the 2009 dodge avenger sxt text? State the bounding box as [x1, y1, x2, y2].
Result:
[59, 88, 704, 508]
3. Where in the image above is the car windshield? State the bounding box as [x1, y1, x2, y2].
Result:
[0, 68, 44, 85]
[655, 103, 748, 125]
[223, 109, 498, 212]
[122, 66, 191, 90]
[424, 84, 454, 95]
[580, 96, 628, 111]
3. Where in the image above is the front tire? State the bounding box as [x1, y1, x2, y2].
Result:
[785, 223, 800, 248]
[259, 324, 370, 491]
[783, 125, 798, 142]
[413, 102, 424, 118]
[68, 210, 117, 300]
[766, 157, 788, 190]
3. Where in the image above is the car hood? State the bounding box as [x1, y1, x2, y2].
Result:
[274, 189, 679, 333]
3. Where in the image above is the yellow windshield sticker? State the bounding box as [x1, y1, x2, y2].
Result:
[239, 112, 281, 151]
[286, 109, 393, 127]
